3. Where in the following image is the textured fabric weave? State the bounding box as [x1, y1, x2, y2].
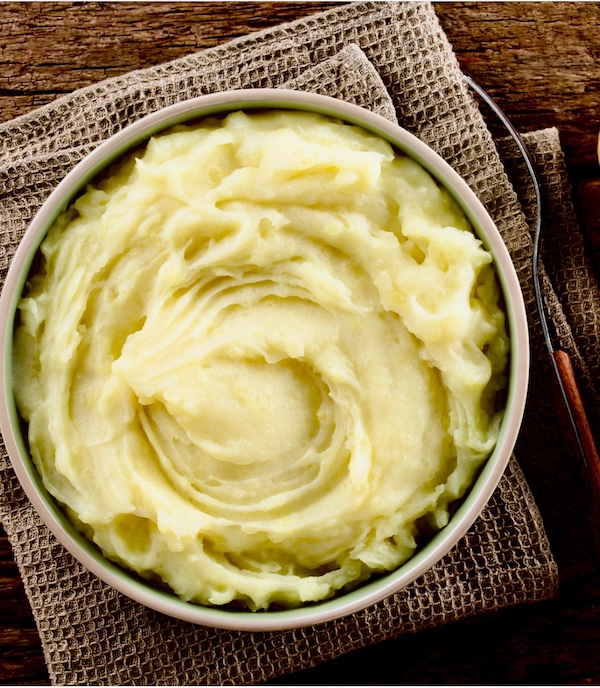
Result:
[3, 1, 596, 683]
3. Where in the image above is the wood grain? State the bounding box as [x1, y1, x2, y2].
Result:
[0, 529, 47, 685]
[434, 1, 600, 269]
[1, 1, 598, 265]
[1, 2, 599, 685]
[0, 2, 341, 120]
[436, 2, 600, 165]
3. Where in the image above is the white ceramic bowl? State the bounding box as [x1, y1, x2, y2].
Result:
[0, 90, 529, 631]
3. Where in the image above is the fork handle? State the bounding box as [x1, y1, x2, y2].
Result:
[553, 349, 600, 551]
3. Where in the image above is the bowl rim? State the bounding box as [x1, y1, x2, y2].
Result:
[0, 88, 530, 631]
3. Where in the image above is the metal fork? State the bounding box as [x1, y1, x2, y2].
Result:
[464, 75, 600, 546]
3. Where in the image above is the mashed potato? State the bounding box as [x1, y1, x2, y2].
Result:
[13, 110, 508, 610]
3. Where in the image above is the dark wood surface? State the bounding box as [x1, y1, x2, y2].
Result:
[1, 2, 600, 685]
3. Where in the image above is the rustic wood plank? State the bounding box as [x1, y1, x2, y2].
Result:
[0, 626, 48, 687]
[576, 178, 600, 255]
[1, 1, 598, 262]
[2, 2, 597, 165]
[435, 1, 600, 166]
[434, 2, 600, 266]
[0, 529, 48, 685]
[0, 2, 341, 121]
[1, 3, 600, 685]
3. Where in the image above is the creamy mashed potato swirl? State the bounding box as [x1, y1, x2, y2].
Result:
[13, 110, 508, 610]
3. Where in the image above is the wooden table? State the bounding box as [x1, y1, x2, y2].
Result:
[1, 2, 599, 684]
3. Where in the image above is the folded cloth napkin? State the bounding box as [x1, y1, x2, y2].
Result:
[5, 0, 599, 683]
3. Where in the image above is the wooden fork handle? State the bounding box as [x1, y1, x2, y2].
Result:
[553, 349, 600, 551]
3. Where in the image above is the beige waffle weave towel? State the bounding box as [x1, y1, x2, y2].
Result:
[4, 1, 597, 683]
